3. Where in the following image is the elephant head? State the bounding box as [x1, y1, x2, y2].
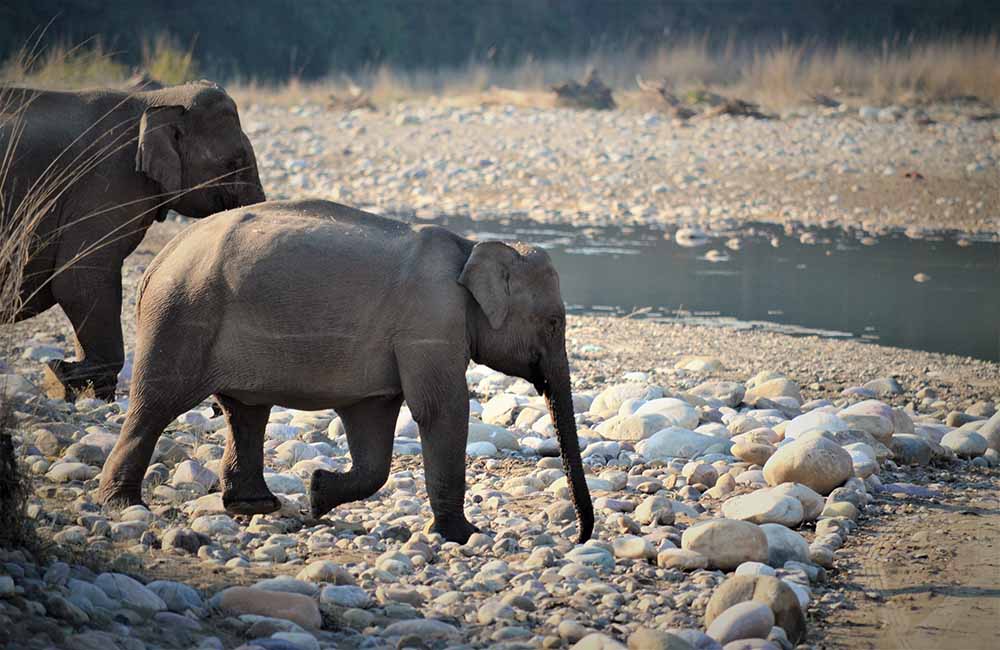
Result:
[460, 241, 595, 542]
[136, 81, 265, 217]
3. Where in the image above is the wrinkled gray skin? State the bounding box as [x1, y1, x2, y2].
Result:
[0, 81, 265, 401]
[98, 200, 594, 543]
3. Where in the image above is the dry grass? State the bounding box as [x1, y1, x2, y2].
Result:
[1, 33, 199, 90]
[1, 38, 128, 89]
[740, 35, 1000, 106]
[141, 33, 198, 85]
[229, 34, 1000, 110]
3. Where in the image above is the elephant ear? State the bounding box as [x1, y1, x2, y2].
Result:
[458, 241, 516, 330]
[136, 105, 184, 193]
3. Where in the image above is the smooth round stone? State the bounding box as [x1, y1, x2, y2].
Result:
[758, 524, 809, 567]
[689, 381, 746, 408]
[295, 560, 354, 585]
[637, 427, 728, 460]
[589, 383, 664, 418]
[191, 514, 240, 536]
[382, 619, 460, 641]
[467, 441, 499, 457]
[219, 586, 321, 629]
[767, 483, 824, 521]
[253, 577, 318, 597]
[46, 462, 98, 482]
[809, 544, 835, 569]
[735, 562, 776, 577]
[147, 580, 203, 612]
[682, 461, 719, 487]
[634, 398, 700, 429]
[731, 441, 776, 465]
[319, 585, 372, 609]
[889, 434, 934, 465]
[613, 535, 656, 560]
[681, 519, 768, 570]
[940, 430, 988, 458]
[95, 573, 166, 614]
[744, 378, 801, 406]
[706, 601, 774, 645]
[571, 632, 629, 650]
[705, 575, 806, 645]
[566, 546, 615, 571]
[721, 491, 804, 527]
[657, 549, 709, 571]
[597, 413, 670, 442]
[839, 400, 894, 444]
[783, 410, 848, 440]
[762, 436, 853, 495]
[820, 501, 859, 520]
[634, 495, 675, 525]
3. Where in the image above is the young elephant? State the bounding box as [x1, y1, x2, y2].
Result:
[1, 81, 265, 401]
[98, 200, 594, 543]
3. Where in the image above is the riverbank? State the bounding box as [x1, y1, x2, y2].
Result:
[236, 99, 1000, 236]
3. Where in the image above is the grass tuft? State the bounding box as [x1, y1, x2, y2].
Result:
[141, 33, 199, 85]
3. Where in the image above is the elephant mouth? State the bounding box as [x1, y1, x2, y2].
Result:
[530, 363, 549, 396]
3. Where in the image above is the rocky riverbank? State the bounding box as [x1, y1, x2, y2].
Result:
[2, 93, 998, 650]
[2, 303, 998, 649]
[236, 99, 1000, 236]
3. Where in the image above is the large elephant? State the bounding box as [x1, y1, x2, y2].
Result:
[0, 81, 265, 400]
[97, 200, 594, 543]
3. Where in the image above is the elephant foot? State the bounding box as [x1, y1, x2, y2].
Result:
[309, 469, 340, 519]
[223, 492, 281, 516]
[43, 359, 117, 402]
[98, 485, 145, 512]
[425, 514, 480, 544]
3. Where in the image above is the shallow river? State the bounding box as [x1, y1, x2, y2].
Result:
[426, 216, 1000, 362]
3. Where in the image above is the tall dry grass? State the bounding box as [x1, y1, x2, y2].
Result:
[1, 33, 200, 90]
[141, 33, 198, 86]
[230, 34, 1000, 109]
[740, 35, 1000, 106]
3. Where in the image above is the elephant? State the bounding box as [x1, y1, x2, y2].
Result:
[0, 81, 265, 401]
[97, 199, 594, 544]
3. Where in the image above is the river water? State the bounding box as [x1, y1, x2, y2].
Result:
[428, 216, 1000, 362]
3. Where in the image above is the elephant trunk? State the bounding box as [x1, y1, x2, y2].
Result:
[543, 350, 594, 543]
[235, 133, 266, 207]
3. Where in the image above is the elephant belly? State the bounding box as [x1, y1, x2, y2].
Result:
[211, 318, 403, 410]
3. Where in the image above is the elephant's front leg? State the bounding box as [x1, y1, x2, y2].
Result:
[310, 395, 403, 518]
[399, 351, 477, 543]
[47, 268, 125, 402]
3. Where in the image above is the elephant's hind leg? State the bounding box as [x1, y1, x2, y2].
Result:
[49, 269, 125, 401]
[310, 395, 402, 519]
[215, 395, 280, 516]
[98, 394, 197, 508]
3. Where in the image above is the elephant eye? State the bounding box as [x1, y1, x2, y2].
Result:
[547, 316, 563, 333]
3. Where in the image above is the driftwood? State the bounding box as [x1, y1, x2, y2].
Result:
[552, 68, 615, 110]
[637, 76, 772, 119]
[703, 97, 772, 119]
[636, 75, 696, 119]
